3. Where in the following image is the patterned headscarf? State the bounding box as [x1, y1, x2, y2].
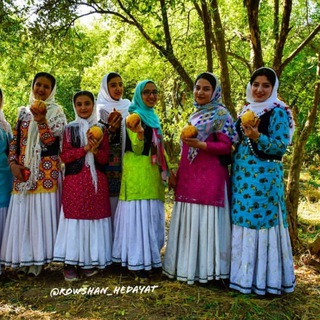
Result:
[188, 72, 238, 162]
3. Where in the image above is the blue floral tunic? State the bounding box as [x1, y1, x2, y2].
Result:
[231, 107, 290, 229]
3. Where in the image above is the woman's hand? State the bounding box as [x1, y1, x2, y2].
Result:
[30, 106, 47, 124]
[182, 138, 207, 150]
[168, 169, 177, 191]
[87, 130, 103, 155]
[10, 163, 29, 182]
[108, 113, 122, 133]
[242, 119, 261, 141]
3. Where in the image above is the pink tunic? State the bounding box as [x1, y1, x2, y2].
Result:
[61, 130, 111, 220]
[175, 132, 231, 207]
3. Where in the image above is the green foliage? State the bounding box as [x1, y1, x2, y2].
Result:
[0, 0, 319, 163]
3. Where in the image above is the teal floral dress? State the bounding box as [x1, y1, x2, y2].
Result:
[231, 107, 290, 230]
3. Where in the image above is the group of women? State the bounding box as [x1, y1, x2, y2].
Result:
[0, 67, 296, 296]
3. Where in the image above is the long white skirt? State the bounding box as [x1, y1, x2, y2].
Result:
[163, 188, 231, 285]
[112, 199, 165, 270]
[0, 206, 8, 246]
[0, 207, 8, 274]
[54, 209, 113, 269]
[229, 210, 296, 295]
[0, 190, 61, 268]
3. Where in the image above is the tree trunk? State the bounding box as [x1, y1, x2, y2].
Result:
[309, 234, 320, 255]
[244, 0, 264, 69]
[210, 0, 236, 118]
[286, 49, 320, 251]
[273, 0, 292, 71]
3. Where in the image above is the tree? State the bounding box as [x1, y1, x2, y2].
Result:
[2, 0, 320, 249]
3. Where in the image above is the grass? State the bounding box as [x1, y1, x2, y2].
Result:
[0, 194, 319, 319]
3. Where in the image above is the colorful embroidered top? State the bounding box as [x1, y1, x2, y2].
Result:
[9, 108, 66, 194]
[231, 107, 290, 229]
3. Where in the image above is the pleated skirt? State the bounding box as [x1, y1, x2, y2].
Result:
[53, 209, 113, 269]
[112, 199, 165, 270]
[229, 210, 296, 295]
[163, 188, 231, 285]
[0, 207, 8, 274]
[0, 189, 61, 268]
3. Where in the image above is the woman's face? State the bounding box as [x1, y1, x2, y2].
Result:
[108, 76, 123, 101]
[251, 75, 273, 102]
[142, 82, 158, 108]
[74, 95, 94, 119]
[194, 78, 213, 106]
[33, 76, 53, 101]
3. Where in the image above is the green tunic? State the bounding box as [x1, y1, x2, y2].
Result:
[119, 128, 165, 202]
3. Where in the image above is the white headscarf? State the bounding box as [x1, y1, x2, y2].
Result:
[21, 74, 66, 193]
[240, 67, 295, 143]
[97, 73, 130, 155]
[66, 91, 99, 192]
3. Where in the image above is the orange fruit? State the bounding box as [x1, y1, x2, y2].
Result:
[181, 123, 198, 139]
[241, 110, 258, 126]
[89, 126, 104, 139]
[31, 99, 47, 114]
[108, 108, 122, 122]
[126, 113, 141, 129]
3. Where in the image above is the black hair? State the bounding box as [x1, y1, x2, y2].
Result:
[32, 72, 56, 90]
[195, 72, 216, 90]
[0, 88, 2, 108]
[107, 72, 122, 84]
[250, 68, 276, 86]
[73, 90, 95, 105]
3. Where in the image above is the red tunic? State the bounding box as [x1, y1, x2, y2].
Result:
[61, 128, 111, 220]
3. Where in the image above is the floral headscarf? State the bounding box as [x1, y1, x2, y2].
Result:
[188, 72, 238, 162]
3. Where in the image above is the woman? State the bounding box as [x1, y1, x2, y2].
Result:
[97, 73, 130, 217]
[54, 91, 112, 281]
[230, 67, 296, 295]
[1, 72, 66, 276]
[0, 89, 13, 274]
[112, 80, 172, 279]
[163, 72, 238, 285]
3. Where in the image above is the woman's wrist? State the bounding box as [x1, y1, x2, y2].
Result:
[253, 133, 260, 143]
[9, 161, 17, 168]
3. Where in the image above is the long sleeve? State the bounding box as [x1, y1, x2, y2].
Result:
[256, 108, 290, 157]
[60, 130, 87, 164]
[206, 132, 232, 156]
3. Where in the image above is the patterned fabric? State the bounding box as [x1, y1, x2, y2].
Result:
[104, 128, 123, 196]
[96, 73, 130, 199]
[9, 114, 63, 195]
[60, 127, 111, 220]
[187, 73, 238, 162]
[231, 108, 290, 229]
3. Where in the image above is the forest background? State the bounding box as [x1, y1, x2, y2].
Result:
[0, 0, 319, 319]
